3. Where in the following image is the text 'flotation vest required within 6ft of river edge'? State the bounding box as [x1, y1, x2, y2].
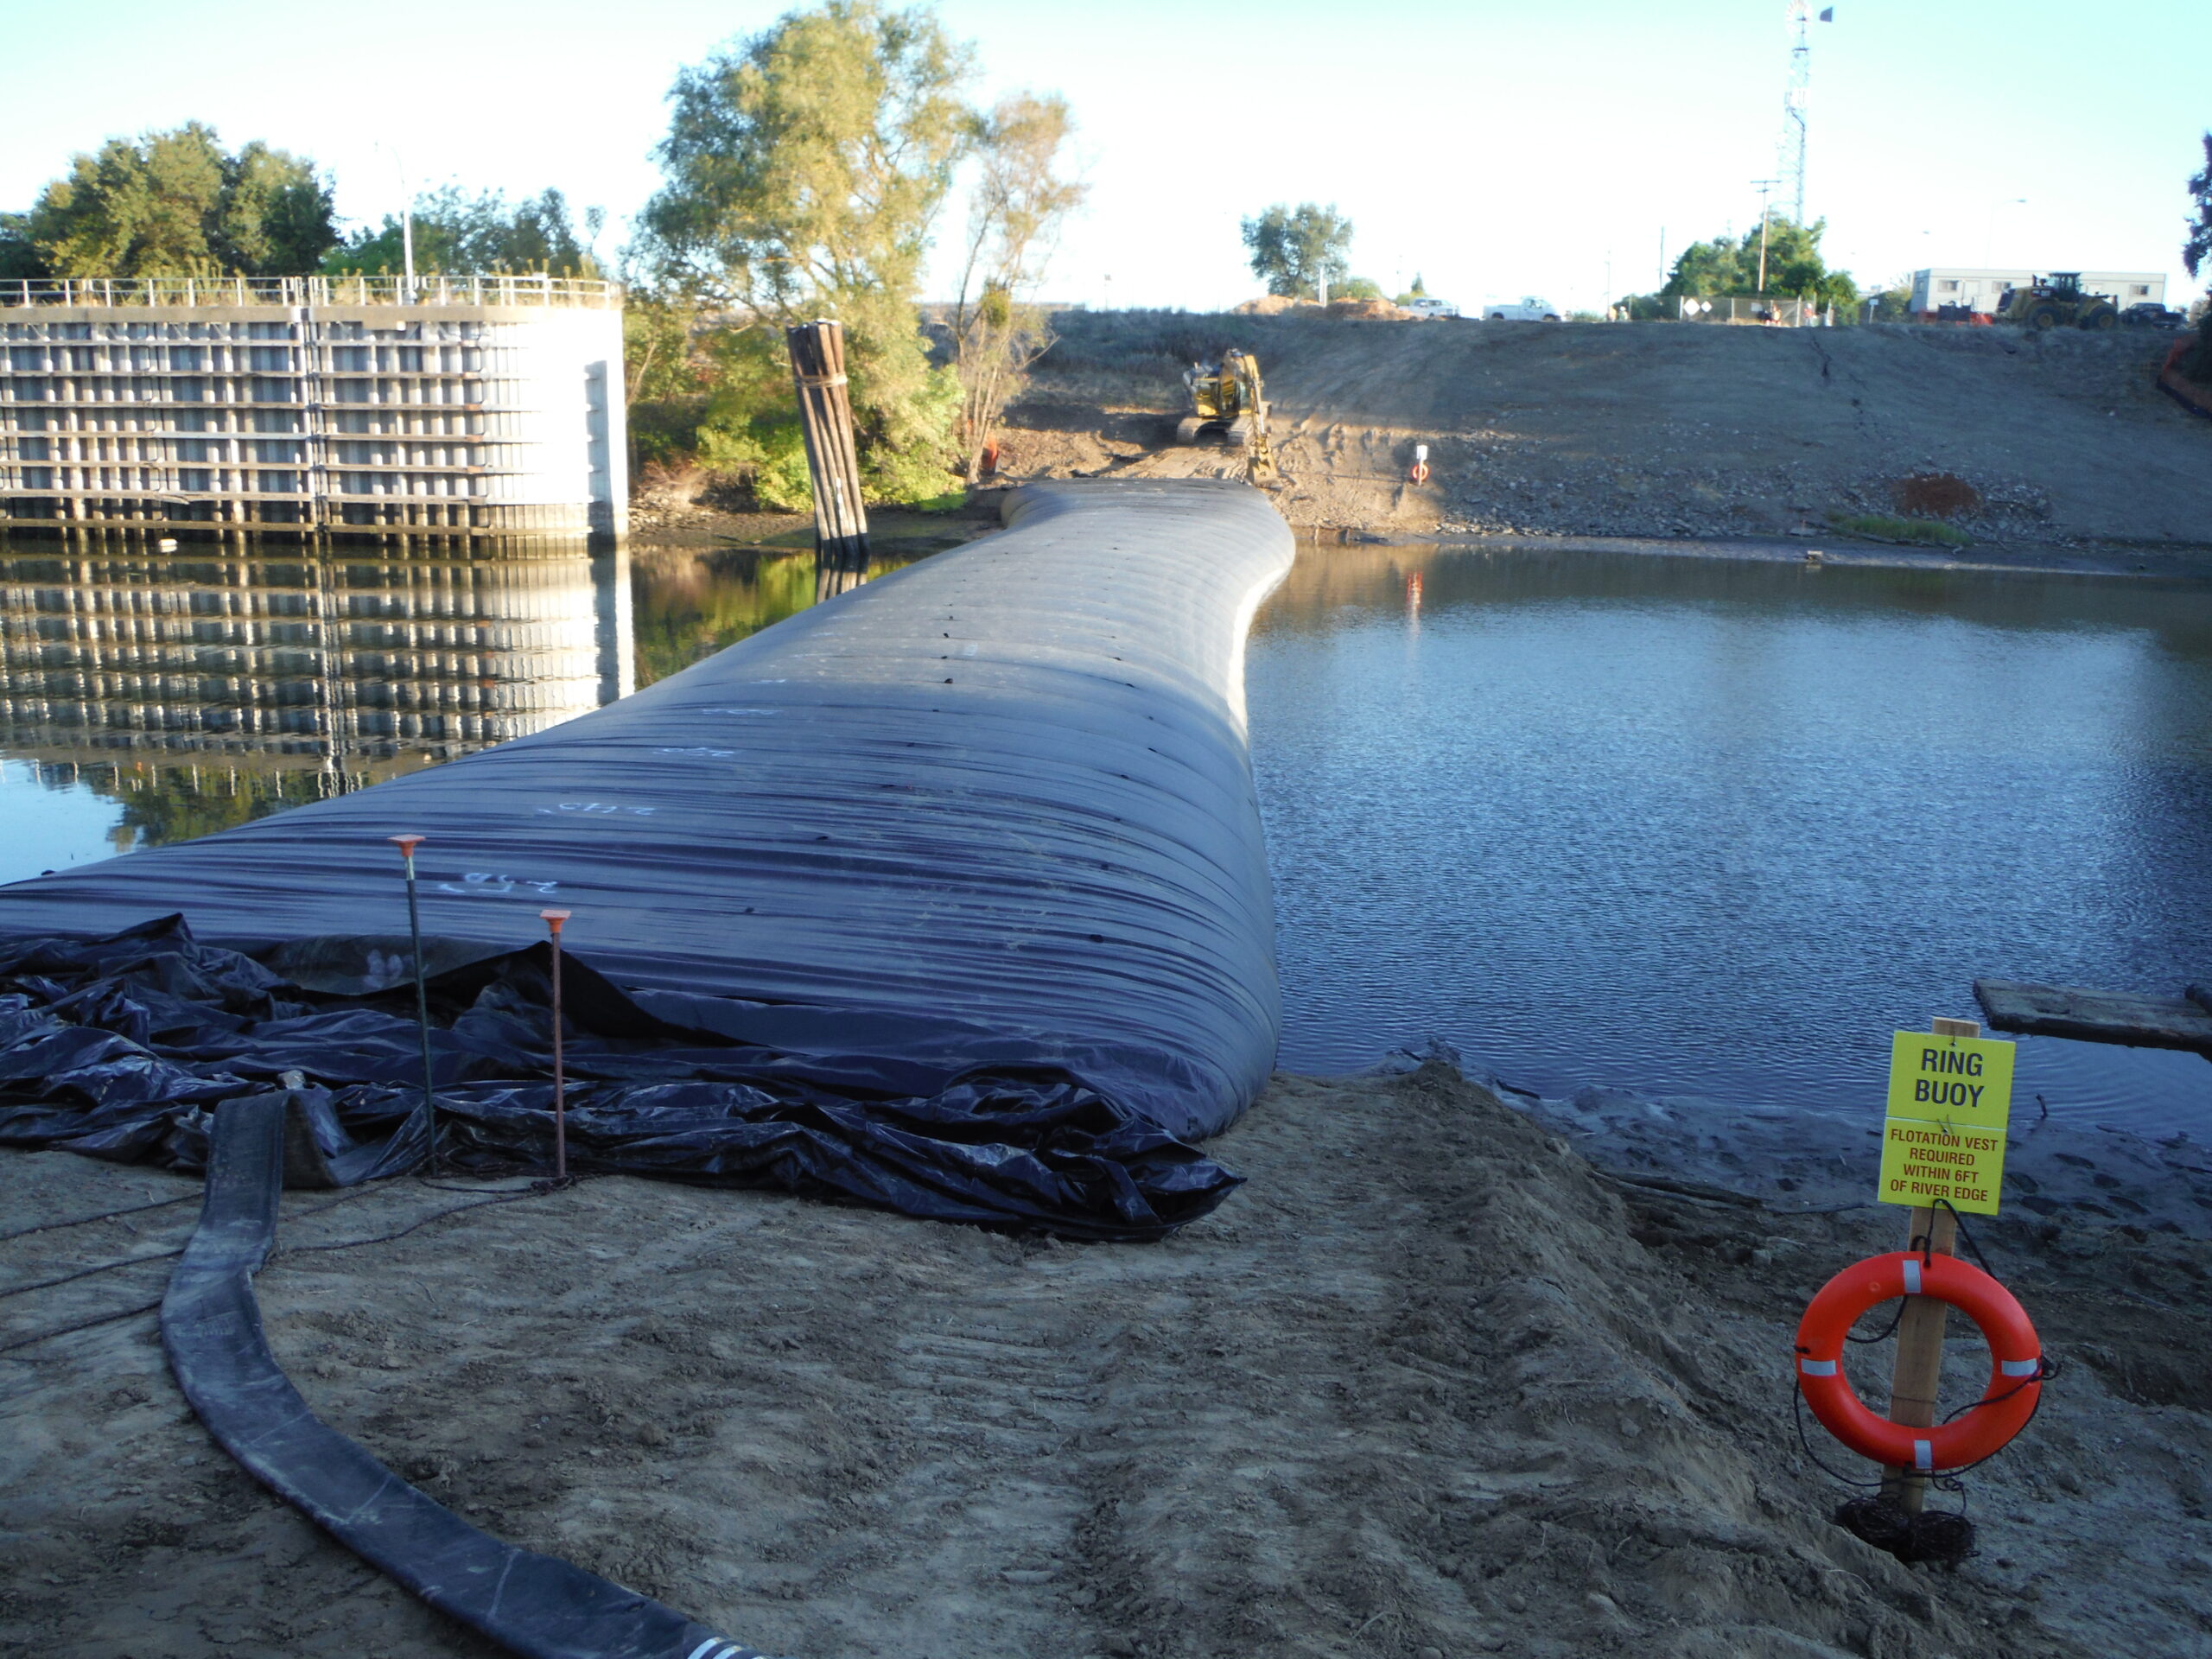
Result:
[1876, 1030, 2017, 1216]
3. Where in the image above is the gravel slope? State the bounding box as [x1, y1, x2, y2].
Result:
[1001, 317, 2209, 555]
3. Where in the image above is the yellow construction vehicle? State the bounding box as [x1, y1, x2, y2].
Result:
[1995, 273, 2120, 332]
[1176, 350, 1275, 480]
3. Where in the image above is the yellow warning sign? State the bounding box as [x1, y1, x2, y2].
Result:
[1885, 1031, 2015, 1129]
[1878, 1030, 2017, 1216]
[1877, 1119, 2007, 1214]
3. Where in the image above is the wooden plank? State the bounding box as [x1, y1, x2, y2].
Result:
[1974, 978, 2212, 1054]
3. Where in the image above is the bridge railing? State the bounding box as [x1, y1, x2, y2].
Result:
[1, 275, 624, 310]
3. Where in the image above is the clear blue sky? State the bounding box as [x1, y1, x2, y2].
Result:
[3, 0, 2205, 312]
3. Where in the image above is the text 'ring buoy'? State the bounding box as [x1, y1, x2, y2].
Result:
[1795, 1251, 2042, 1472]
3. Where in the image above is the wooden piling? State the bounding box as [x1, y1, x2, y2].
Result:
[785, 321, 871, 591]
[1878, 1014, 1980, 1513]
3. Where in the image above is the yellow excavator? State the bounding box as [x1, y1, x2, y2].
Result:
[1175, 350, 1276, 480]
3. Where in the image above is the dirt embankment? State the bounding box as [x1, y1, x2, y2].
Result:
[5, 1065, 2209, 1659]
[996, 314, 2210, 559]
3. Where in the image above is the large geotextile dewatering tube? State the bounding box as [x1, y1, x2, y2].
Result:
[164, 1092, 766, 1659]
[134, 479, 1297, 1653]
[0, 479, 1294, 1148]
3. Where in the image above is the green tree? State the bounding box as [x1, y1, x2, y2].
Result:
[1661, 216, 1857, 307]
[2184, 132, 2211, 283]
[623, 290, 715, 469]
[625, 291, 704, 406]
[2183, 134, 2212, 380]
[1240, 202, 1353, 300]
[638, 0, 975, 507]
[1393, 273, 1428, 304]
[0, 213, 41, 280]
[21, 124, 336, 276]
[948, 93, 1087, 483]
[324, 186, 601, 276]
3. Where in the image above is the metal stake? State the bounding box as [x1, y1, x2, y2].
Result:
[540, 908, 572, 1181]
[389, 835, 438, 1173]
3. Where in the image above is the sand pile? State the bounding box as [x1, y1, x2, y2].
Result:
[3, 1063, 2206, 1656]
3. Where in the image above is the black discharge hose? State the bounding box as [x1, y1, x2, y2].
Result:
[162, 1092, 772, 1659]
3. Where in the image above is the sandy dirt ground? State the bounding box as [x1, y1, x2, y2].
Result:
[995, 316, 2209, 561]
[5, 1064, 2208, 1659]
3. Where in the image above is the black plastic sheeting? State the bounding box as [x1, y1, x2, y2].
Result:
[0, 481, 1294, 1236]
[0, 916, 1242, 1236]
[165, 1088, 767, 1659]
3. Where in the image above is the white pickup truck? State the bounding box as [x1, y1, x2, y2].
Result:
[1401, 298, 1459, 321]
[1484, 296, 1562, 321]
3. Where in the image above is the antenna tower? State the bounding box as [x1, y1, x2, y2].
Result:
[1780, 2, 1811, 225]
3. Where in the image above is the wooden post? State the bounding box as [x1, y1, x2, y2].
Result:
[1878, 1014, 1980, 1512]
[785, 320, 871, 597]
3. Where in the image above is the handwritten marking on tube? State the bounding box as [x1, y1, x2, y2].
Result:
[434, 872, 559, 898]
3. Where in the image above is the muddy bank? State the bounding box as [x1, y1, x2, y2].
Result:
[5, 1064, 2208, 1658]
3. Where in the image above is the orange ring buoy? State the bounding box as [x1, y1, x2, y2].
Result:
[1795, 1252, 2042, 1473]
[1408, 461, 1431, 485]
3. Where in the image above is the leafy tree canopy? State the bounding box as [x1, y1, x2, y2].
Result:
[948, 92, 1086, 482]
[1661, 215, 1857, 306]
[14, 123, 337, 277]
[2185, 132, 2211, 282]
[0, 213, 40, 281]
[636, 0, 976, 505]
[1241, 202, 1353, 299]
[1393, 273, 1428, 304]
[2183, 134, 2212, 381]
[1334, 276, 1383, 302]
[322, 186, 601, 276]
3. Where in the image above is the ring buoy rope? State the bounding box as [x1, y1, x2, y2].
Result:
[1795, 1251, 2044, 1473]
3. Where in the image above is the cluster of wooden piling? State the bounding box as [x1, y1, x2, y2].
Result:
[785, 321, 872, 601]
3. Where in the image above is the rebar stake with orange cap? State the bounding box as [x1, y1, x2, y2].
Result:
[389, 834, 439, 1173]
[540, 908, 572, 1181]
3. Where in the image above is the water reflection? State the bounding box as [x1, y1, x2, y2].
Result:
[0, 532, 920, 872]
[1250, 542, 2212, 1132]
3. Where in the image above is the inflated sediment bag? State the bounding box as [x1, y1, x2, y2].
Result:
[0, 480, 1293, 1150]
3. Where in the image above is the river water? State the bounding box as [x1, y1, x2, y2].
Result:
[1, 533, 2205, 1133]
[1249, 543, 2212, 1133]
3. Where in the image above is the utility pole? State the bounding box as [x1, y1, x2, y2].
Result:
[1751, 179, 1779, 295]
[378, 143, 415, 296]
